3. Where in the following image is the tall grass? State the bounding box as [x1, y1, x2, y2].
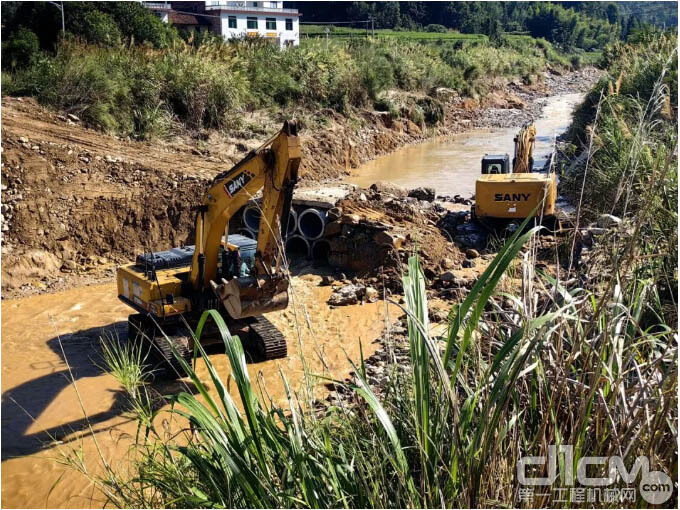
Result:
[561, 32, 677, 314]
[3, 33, 573, 138]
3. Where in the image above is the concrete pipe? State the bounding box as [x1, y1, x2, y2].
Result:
[243, 205, 261, 232]
[311, 239, 331, 262]
[285, 235, 310, 259]
[297, 208, 327, 241]
[236, 228, 255, 239]
[285, 208, 298, 237]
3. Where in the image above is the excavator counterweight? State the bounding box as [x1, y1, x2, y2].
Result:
[473, 122, 558, 229]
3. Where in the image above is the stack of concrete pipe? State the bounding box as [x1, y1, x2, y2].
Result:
[240, 204, 298, 239]
[239, 204, 329, 260]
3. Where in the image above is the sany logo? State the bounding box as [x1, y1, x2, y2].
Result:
[223, 172, 252, 197]
[517, 445, 673, 504]
[494, 192, 531, 202]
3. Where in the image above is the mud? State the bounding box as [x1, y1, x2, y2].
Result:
[1, 273, 400, 508]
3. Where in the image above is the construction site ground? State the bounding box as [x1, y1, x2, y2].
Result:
[1, 67, 601, 508]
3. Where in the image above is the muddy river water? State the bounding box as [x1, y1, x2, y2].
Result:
[1, 275, 398, 508]
[347, 93, 583, 196]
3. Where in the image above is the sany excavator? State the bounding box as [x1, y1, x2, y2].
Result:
[117, 121, 300, 378]
[472, 122, 558, 230]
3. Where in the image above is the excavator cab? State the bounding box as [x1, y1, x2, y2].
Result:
[481, 154, 511, 175]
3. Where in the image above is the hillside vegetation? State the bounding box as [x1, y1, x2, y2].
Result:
[561, 30, 677, 301]
[296, 1, 658, 48]
[2, 33, 574, 139]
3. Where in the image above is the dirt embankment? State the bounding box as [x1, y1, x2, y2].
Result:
[0, 67, 600, 298]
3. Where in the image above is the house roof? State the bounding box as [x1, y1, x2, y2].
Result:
[169, 12, 201, 25]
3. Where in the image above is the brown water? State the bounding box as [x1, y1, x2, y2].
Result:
[347, 93, 584, 196]
[1, 276, 398, 508]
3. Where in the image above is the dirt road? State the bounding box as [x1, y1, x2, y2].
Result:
[1, 273, 398, 508]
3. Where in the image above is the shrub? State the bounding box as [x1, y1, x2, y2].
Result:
[373, 95, 399, 118]
[425, 24, 447, 33]
[2, 27, 39, 69]
[416, 96, 444, 124]
[76, 10, 122, 47]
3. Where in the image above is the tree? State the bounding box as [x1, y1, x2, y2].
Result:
[3, 26, 39, 69]
[377, 2, 400, 29]
[485, 17, 502, 45]
[99, 2, 174, 47]
[606, 3, 619, 25]
[70, 9, 122, 46]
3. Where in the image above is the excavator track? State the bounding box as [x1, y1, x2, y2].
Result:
[249, 316, 287, 360]
[150, 332, 193, 380]
[127, 314, 193, 380]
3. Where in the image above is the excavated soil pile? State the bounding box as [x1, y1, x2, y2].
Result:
[324, 184, 464, 290]
[1, 131, 211, 296]
[0, 95, 474, 297]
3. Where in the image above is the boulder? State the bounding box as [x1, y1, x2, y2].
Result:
[373, 231, 405, 249]
[326, 207, 342, 221]
[454, 233, 487, 251]
[61, 259, 77, 272]
[465, 248, 481, 259]
[369, 181, 408, 198]
[440, 271, 456, 282]
[408, 187, 436, 202]
[328, 284, 363, 306]
[340, 214, 361, 225]
[441, 257, 456, 270]
[365, 286, 379, 303]
[320, 275, 335, 286]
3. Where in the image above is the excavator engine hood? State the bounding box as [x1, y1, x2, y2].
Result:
[211, 275, 289, 319]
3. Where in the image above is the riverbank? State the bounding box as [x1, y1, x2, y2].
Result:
[1, 67, 601, 300]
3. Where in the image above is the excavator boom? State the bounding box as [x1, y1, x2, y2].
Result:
[189, 120, 301, 319]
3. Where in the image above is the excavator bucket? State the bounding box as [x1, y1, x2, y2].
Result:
[210, 275, 289, 319]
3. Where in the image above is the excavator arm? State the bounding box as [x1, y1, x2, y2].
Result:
[189, 120, 301, 318]
[512, 122, 536, 173]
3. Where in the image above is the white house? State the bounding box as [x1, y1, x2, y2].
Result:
[205, 1, 300, 48]
[144, 1, 300, 49]
[143, 2, 171, 23]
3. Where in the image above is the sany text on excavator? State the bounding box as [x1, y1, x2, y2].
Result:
[472, 122, 558, 230]
[116, 121, 300, 378]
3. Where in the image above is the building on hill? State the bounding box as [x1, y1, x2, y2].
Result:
[143, 1, 300, 48]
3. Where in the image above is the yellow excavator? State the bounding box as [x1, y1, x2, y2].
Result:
[472, 122, 558, 230]
[117, 121, 300, 378]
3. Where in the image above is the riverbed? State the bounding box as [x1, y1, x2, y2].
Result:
[346, 93, 583, 196]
